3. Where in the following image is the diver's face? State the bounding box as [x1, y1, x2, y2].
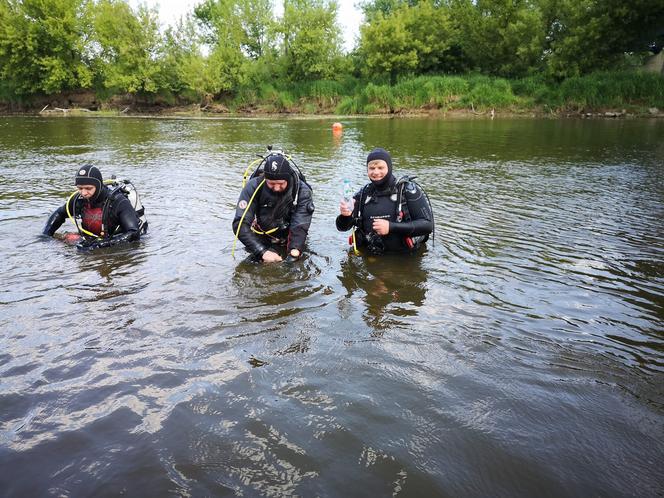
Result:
[266, 179, 288, 192]
[77, 185, 97, 199]
[367, 160, 388, 182]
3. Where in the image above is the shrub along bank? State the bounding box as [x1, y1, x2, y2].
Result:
[4, 71, 663, 117]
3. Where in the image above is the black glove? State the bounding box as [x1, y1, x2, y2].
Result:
[76, 238, 103, 251]
[76, 231, 137, 251]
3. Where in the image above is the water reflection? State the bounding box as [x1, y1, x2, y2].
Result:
[73, 244, 147, 280]
[231, 249, 329, 326]
[338, 252, 428, 332]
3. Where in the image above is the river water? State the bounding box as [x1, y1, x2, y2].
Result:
[0, 116, 662, 497]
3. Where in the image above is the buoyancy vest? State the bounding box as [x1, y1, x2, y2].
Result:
[354, 176, 432, 253]
[81, 204, 104, 235]
[69, 179, 147, 238]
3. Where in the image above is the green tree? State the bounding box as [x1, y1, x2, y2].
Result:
[194, 0, 274, 59]
[403, 0, 459, 74]
[279, 0, 343, 81]
[455, 0, 546, 77]
[160, 16, 211, 97]
[193, 0, 277, 92]
[238, 0, 274, 58]
[0, 0, 93, 97]
[358, 0, 459, 83]
[92, 0, 163, 94]
[359, 0, 416, 22]
[540, 0, 664, 77]
[358, 10, 417, 83]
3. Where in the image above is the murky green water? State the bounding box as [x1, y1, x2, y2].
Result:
[0, 116, 662, 496]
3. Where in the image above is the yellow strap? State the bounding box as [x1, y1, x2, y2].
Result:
[232, 179, 265, 258]
[251, 225, 279, 235]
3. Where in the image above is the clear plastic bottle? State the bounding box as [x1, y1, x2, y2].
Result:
[342, 178, 353, 211]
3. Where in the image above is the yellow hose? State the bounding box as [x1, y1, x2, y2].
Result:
[232, 179, 265, 258]
[242, 159, 263, 188]
[65, 191, 100, 238]
[65, 180, 122, 238]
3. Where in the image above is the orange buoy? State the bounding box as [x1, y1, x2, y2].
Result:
[332, 122, 343, 131]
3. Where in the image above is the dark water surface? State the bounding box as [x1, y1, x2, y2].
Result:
[1, 116, 663, 497]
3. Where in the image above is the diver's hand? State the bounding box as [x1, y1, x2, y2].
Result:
[339, 199, 354, 217]
[372, 218, 390, 235]
[262, 250, 283, 263]
[63, 233, 82, 245]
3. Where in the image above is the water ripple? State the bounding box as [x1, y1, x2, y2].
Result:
[0, 116, 662, 496]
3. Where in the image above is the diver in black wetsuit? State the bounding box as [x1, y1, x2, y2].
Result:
[43, 165, 144, 251]
[336, 148, 433, 255]
[232, 153, 315, 263]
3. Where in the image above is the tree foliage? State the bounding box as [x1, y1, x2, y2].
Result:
[359, 0, 459, 83]
[0, 0, 93, 96]
[453, 0, 546, 77]
[540, 0, 664, 77]
[194, 0, 274, 59]
[0, 0, 662, 103]
[359, 10, 418, 83]
[359, 0, 416, 22]
[92, 0, 162, 93]
[160, 17, 210, 96]
[278, 0, 343, 81]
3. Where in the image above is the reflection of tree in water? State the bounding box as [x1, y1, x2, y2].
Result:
[338, 253, 428, 334]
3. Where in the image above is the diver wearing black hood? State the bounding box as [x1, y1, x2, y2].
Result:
[336, 148, 433, 255]
[43, 165, 143, 250]
[232, 153, 315, 263]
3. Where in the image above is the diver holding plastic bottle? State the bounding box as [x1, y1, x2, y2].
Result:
[336, 148, 433, 255]
[232, 148, 315, 263]
[42, 164, 147, 251]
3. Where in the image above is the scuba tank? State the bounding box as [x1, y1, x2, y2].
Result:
[107, 177, 148, 234]
[394, 175, 434, 249]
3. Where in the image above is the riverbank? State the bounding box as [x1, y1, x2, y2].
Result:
[3, 103, 663, 120]
[2, 71, 663, 119]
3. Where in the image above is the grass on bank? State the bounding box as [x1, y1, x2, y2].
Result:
[223, 70, 664, 115]
[4, 70, 663, 115]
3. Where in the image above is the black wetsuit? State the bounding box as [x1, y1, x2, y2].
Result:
[43, 186, 142, 249]
[336, 176, 433, 254]
[232, 176, 315, 259]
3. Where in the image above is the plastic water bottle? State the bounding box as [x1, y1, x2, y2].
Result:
[342, 178, 353, 211]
